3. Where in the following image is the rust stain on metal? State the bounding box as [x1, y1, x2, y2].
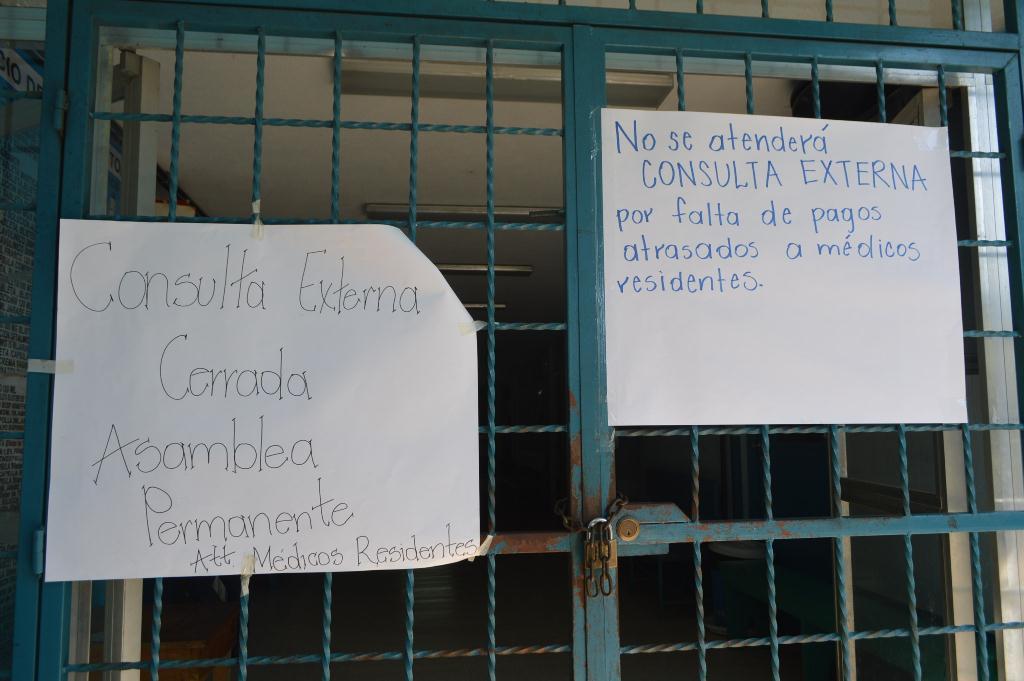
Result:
[568, 388, 578, 409]
[569, 432, 583, 525]
[572, 565, 587, 604]
[494, 531, 570, 554]
[584, 489, 603, 519]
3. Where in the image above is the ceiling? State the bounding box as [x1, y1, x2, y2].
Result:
[105, 47, 797, 321]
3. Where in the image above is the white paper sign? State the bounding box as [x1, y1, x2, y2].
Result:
[602, 109, 967, 426]
[46, 221, 480, 581]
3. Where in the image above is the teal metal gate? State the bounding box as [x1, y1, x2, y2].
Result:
[8, 1, 1024, 680]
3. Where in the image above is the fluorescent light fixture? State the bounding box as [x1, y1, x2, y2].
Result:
[341, 58, 674, 106]
[438, 264, 533, 276]
[365, 203, 563, 222]
[464, 303, 507, 310]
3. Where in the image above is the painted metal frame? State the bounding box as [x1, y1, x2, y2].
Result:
[8, 2, 70, 680]
[571, 14, 1024, 678]
[21, 4, 586, 681]
[9, 0, 1024, 679]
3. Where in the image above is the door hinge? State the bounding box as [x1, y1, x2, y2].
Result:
[32, 527, 45, 576]
[52, 89, 68, 134]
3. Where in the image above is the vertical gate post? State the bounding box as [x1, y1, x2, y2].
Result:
[34, 0, 107, 676]
[562, 27, 588, 681]
[11, 0, 72, 679]
[570, 24, 621, 681]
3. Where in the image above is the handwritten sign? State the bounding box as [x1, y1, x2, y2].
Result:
[602, 109, 966, 426]
[45, 221, 480, 581]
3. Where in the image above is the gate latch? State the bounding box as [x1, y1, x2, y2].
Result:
[580, 495, 637, 598]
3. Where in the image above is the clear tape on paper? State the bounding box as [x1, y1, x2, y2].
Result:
[468, 533, 495, 562]
[240, 553, 255, 596]
[459, 320, 488, 336]
[251, 200, 264, 241]
[27, 359, 74, 375]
